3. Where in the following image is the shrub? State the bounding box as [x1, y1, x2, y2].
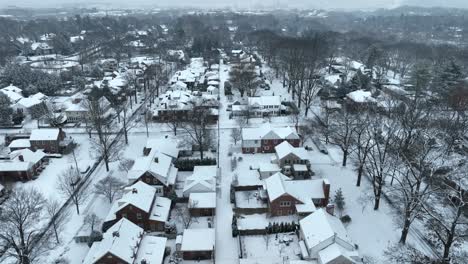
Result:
[174, 158, 217, 171]
[340, 215, 352, 224]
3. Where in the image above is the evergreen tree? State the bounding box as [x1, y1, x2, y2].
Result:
[334, 188, 346, 217]
[0, 93, 13, 125]
[407, 63, 431, 98]
[432, 59, 464, 104]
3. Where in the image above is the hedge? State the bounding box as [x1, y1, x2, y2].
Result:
[174, 158, 217, 171]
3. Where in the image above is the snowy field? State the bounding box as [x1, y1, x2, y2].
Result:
[240, 234, 302, 263]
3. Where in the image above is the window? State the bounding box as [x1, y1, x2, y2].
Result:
[121, 213, 127, 218]
[137, 213, 142, 220]
[280, 201, 291, 207]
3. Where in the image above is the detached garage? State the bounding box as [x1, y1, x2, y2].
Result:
[180, 228, 215, 260]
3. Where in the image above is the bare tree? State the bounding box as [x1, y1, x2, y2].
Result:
[118, 158, 135, 173]
[329, 108, 358, 167]
[83, 213, 101, 235]
[94, 175, 126, 203]
[166, 114, 182, 136]
[424, 170, 468, 263]
[0, 188, 48, 264]
[364, 118, 399, 210]
[173, 204, 194, 230]
[390, 135, 442, 244]
[229, 62, 261, 97]
[182, 102, 214, 160]
[84, 98, 122, 171]
[45, 198, 70, 244]
[301, 74, 321, 117]
[231, 128, 242, 145]
[353, 112, 374, 187]
[56, 167, 88, 215]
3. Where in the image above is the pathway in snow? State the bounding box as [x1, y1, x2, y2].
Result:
[215, 61, 240, 264]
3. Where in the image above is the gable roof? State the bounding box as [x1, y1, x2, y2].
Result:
[127, 151, 178, 186]
[10, 149, 45, 164]
[183, 165, 217, 194]
[83, 218, 143, 264]
[264, 173, 325, 203]
[275, 141, 308, 160]
[116, 181, 156, 214]
[242, 124, 299, 141]
[248, 96, 281, 106]
[300, 209, 353, 251]
[135, 235, 167, 264]
[145, 137, 179, 159]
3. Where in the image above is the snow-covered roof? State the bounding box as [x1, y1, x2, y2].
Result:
[145, 137, 180, 159]
[29, 129, 60, 141]
[258, 162, 281, 173]
[181, 228, 215, 252]
[117, 181, 156, 213]
[135, 236, 167, 264]
[275, 141, 308, 160]
[300, 209, 356, 259]
[127, 150, 178, 186]
[0, 87, 24, 103]
[31, 42, 51, 51]
[10, 149, 45, 164]
[16, 97, 43, 109]
[318, 243, 359, 264]
[0, 161, 32, 172]
[264, 173, 326, 204]
[83, 218, 143, 264]
[236, 169, 262, 187]
[242, 125, 299, 141]
[183, 165, 217, 194]
[8, 139, 31, 149]
[346, 90, 376, 103]
[2, 84, 22, 94]
[248, 96, 281, 107]
[149, 196, 171, 223]
[189, 192, 216, 209]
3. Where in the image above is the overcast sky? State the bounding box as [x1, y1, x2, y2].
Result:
[1, 0, 468, 10]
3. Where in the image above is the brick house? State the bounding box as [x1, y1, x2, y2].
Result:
[263, 173, 330, 216]
[127, 150, 178, 196]
[180, 228, 215, 260]
[274, 141, 312, 178]
[0, 149, 46, 182]
[102, 181, 171, 232]
[242, 126, 301, 154]
[83, 218, 167, 264]
[29, 128, 66, 153]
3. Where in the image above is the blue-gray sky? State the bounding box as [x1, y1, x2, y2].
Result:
[1, 0, 468, 10]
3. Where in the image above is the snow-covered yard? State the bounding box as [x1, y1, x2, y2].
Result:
[240, 234, 302, 263]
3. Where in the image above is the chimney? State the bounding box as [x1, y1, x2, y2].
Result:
[326, 204, 335, 216]
[322, 179, 330, 207]
[154, 157, 159, 163]
[132, 188, 138, 194]
[18, 155, 24, 162]
[112, 231, 120, 237]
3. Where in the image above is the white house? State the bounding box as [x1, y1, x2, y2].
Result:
[183, 165, 217, 197]
[299, 209, 361, 264]
[247, 96, 282, 117]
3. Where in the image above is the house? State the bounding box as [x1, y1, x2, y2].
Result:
[242, 125, 301, 153]
[263, 173, 330, 216]
[14, 95, 48, 116]
[143, 137, 179, 160]
[248, 96, 282, 117]
[299, 209, 360, 264]
[346, 90, 376, 111]
[64, 96, 112, 123]
[29, 128, 66, 153]
[1, 84, 24, 104]
[83, 218, 167, 264]
[188, 192, 216, 217]
[127, 150, 178, 195]
[0, 149, 46, 181]
[103, 181, 171, 232]
[180, 228, 215, 260]
[274, 141, 311, 178]
[255, 163, 281, 180]
[30, 42, 53, 56]
[182, 165, 217, 197]
[8, 139, 31, 152]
